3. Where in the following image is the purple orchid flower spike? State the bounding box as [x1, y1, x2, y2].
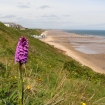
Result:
[15, 36, 29, 64]
[15, 36, 29, 105]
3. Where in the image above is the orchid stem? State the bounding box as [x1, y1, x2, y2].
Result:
[18, 62, 23, 105]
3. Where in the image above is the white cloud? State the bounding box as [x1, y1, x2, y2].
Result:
[1, 15, 16, 18]
[39, 5, 50, 9]
[17, 5, 30, 8]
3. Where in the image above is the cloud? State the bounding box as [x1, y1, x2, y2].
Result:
[40, 5, 50, 9]
[17, 5, 30, 8]
[50, 14, 58, 17]
[41, 14, 60, 20]
[87, 23, 105, 27]
[100, 23, 105, 26]
[96, 23, 105, 26]
[16, 17, 23, 19]
[17, 2, 31, 5]
[0, 15, 16, 18]
[62, 21, 73, 24]
[42, 14, 57, 18]
[17, 2, 30, 9]
[17, 2, 23, 4]
[63, 15, 70, 17]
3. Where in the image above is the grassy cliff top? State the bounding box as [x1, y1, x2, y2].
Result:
[0, 22, 105, 105]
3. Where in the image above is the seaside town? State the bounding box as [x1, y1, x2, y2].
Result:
[3, 22, 25, 30]
[2, 22, 46, 39]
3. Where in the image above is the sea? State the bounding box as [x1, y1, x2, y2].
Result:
[63, 30, 105, 54]
[63, 30, 105, 37]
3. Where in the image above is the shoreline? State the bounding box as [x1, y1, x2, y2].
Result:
[40, 30, 105, 74]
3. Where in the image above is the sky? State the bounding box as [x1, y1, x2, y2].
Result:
[0, 0, 105, 29]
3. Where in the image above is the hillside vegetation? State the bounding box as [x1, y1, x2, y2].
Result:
[0, 22, 105, 105]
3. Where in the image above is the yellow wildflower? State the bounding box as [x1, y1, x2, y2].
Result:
[38, 78, 42, 81]
[36, 77, 43, 82]
[14, 76, 17, 79]
[81, 102, 86, 105]
[27, 85, 31, 90]
[23, 79, 25, 82]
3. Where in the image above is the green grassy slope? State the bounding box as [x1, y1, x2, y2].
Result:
[20, 28, 43, 36]
[0, 22, 105, 105]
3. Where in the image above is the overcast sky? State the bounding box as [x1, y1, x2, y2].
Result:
[0, 0, 105, 29]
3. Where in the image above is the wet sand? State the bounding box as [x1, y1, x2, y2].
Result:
[40, 30, 105, 74]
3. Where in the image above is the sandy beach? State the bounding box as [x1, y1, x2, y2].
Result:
[40, 30, 105, 74]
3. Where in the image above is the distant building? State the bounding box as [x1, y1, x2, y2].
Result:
[4, 23, 10, 27]
[41, 33, 46, 38]
[3, 22, 25, 30]
[31, 33, 46, 39]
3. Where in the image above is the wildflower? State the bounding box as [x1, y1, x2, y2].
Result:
[36, 77, 43, 82]
[38, 78, 42, 82]
[15, 36, 29, 105]
[81, 102, 86, 105]
[14, 76, 17, 79]
[27, 85, 31, 90]
[23, 79, 25, 82]
[15, 36, 29, 64]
